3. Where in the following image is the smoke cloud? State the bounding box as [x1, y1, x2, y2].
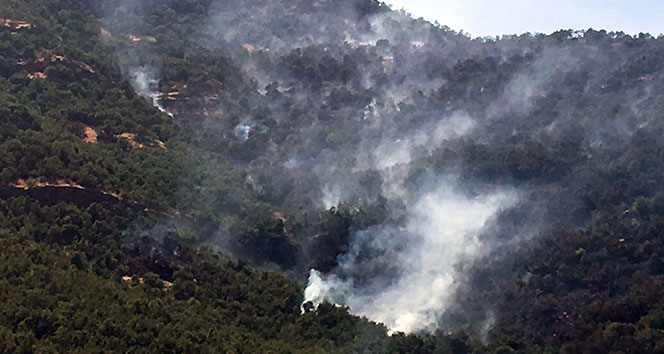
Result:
[303, 177, 517, 333]
[94, 0, 664, 338]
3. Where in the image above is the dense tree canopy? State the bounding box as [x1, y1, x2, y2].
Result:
[3, 0, 664, 352]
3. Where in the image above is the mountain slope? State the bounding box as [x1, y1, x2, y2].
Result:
[3, 0, 664, 352]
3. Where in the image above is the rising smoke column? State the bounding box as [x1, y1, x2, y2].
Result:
[303, 178, 517, 333]
[130, 67, 174, 117]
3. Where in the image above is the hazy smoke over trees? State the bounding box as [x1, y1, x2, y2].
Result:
[94, 0, 664, 335]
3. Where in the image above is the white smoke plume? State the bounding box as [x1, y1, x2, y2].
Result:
[303, 177, 517, 333]
[130, 68, 174, 117]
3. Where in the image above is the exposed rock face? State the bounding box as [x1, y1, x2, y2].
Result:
[27, 72, 46, 80]
[83, 126, 98, 143]
[17, 51, 95, 78]
[1, 182, 122, 207]
[116, 132, 144, 150]
[115, 132, 168, 150]
[155, 139, 167, 149]
[0, 18, 31, 30]
[128, 34, 157, 42]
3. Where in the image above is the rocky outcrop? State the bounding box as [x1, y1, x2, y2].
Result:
[1, 179, 123, 208]
[0, 18, 31, 30]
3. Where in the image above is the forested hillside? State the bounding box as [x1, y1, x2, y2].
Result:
[2, 0, 664, 352]
[0, 1, 408, 352]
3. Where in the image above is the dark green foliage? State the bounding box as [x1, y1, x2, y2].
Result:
[4, 0, 664, 352]
[476, 198, 664, 353]
[0, 196, 452, 353]
[0, 1, 469, 352]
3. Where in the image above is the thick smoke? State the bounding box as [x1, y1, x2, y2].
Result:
[303, 179, 517, 333]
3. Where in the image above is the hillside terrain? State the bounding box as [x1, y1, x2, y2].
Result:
[2, 0, 664, 353]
